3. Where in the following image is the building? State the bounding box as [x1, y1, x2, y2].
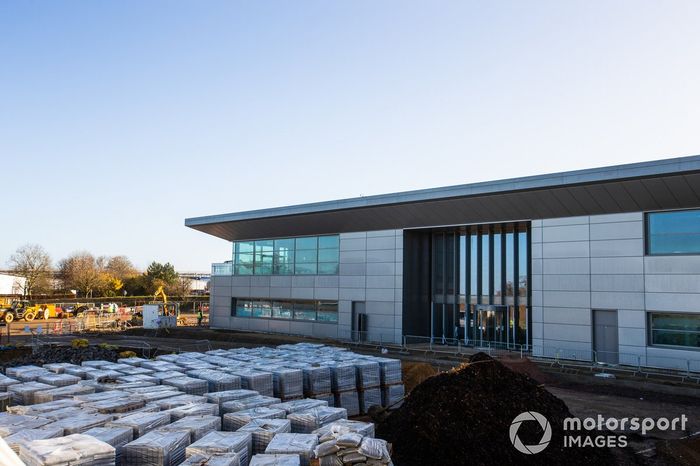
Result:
[0, 272, 25, 298]
[186, 155, 700, 370]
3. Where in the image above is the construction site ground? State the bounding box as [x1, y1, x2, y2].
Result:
[3, 326, 699, 464]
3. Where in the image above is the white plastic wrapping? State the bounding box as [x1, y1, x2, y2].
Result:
[123, 428, 191, 466]
[0, 414, 52, 437]
[249, 453, 300, 466]
[0, 374, 20, 392]
[353, 361, 381, 389]
[190, 370, 242, 392]
[275, 398, 328, 415]
[168, 402, 220, 421]
[230, 370, 274, 397]
[33, 382, 95, 403]
[359, 387, 382, 414]
[4, 427, 63, 453]
[333, 390, 359, 417]
[85, 370, 123, 382]
[301, 366, 331, 396]
[313, 420, 375, 440]
[64, 366, 95, 379]
[206, 389, 259, 406]
[326, 363, 356, 392]
[163, 376, 209, 395]
[42, 362, 78, 374]
[372, 358, 402, 386]
[106, 411, 171, 438]
[159, 415, 221, 442]
[85, 396, 146, 414]
[155, 394, 208, 410]
[48, 412, 114, 434]
[264, 433, 318, 466]
[238, 418, 291, 454]
[381, 383, 404, 408]
[181, 452, 241, 466]
[7, 398, 81, 415]
[8, 381, 53, 405]
[186, 431, 251, 464]
[312, 393, 335, 407]
[287, 407, 347, 434]
[220, 395, 281, 414]
[223, 407, 286, 431]
[84, 425, 134, 465]
[20, 433, 115, 466]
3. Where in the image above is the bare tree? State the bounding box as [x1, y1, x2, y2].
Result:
[58, 252, 102, 297]
[8, 244, 52, 298]
[106, 255, 139, 280]
[169, 276, 193, 300]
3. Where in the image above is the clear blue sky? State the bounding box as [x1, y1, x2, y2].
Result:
[2, 1, 699, 271]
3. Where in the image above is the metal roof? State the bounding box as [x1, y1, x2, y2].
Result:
[185, 155, 700, 241]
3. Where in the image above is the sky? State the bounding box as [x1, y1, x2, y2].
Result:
[1, 0, 700, 272]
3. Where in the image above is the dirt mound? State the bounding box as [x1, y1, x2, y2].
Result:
[402, 362, 438, 393]
[377, 353, 616, 466]
[655, 436, 700, 466]
[499, 355, 554, 385]
[2, 345, 118, 368]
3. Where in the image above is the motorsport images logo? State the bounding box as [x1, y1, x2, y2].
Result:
[509, 411, 552, 454]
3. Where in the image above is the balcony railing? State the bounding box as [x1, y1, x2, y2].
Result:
[211, 263, 233, 276]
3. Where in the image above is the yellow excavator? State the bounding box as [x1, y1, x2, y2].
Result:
[150, 286, 184, 326]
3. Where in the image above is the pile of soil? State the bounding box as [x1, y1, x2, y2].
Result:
[499, 355, 554, 385]
[2, 345, 118, 369]
[655, 436, 700, 466]
[402, 362, 438, 393]
[377, 353, 617, 465]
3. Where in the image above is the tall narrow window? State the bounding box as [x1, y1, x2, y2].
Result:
[493, 231, 502, 304]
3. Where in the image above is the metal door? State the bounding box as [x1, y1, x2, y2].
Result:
[593, 310, 618, 364]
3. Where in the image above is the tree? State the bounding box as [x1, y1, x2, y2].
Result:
[58, 252, 103, 297]
[144, 262, 178, 293]
[106, 256, 138, 280]
[170, 276, 193, 299]
[8, 244, 52, 298]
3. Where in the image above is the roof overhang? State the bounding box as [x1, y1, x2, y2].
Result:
[185, 155, 700, 241]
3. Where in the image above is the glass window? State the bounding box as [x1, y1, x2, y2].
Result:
[493, 232, 502, 304]
[294, 263, 317, 275]
[318, 248, 339, 263]
[295, 237, 317, 250]
[295, 249, 318, 263]
[459, 234, 466, 296]
[518, 231, 528, 301]
[317, 301, 338, 322]
[232, 235, 339, 276]
[235, 299, 252, 317]
[481, 234, 490, 299]
[647, 210, 700, 255]
[318, 262, 339, 275]
[252, 300, 272, 318]
[273, 239, 295, 275]
[272, 301, 292, 319]
[470, 234, 478, 304]
[505, 232, 514, 303]
[649, 313, 700, 348]
[318, 235, 340, 249]
[294, 301, 316, 320]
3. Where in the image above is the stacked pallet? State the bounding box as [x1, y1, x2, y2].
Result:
[186, 431, 251, 466]
[223, 406, 286, 431]
[122, 429, 190, 466]
[237, 419, 291, 454]
[264, 433, 318, 466]
[83, 426, 133, 465]
[313, 432, 392, 466]
[20, 434, 115, 466]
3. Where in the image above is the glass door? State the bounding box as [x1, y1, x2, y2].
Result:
[476, 305, 507, 347]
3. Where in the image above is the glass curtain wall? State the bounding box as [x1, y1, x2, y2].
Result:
[431, 222, 530, 348]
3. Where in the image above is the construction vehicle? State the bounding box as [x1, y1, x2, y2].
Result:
[143, 286, 183, 328]
[0, 300, 56, 323]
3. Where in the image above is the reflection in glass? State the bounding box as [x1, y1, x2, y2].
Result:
[493, 232, 502, 304]
[647, 210, 700, 255]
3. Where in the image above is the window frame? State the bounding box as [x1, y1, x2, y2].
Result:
[230, 297, 339, 323]
[648, 311, 700, 350]
[645, 208, 700, 256]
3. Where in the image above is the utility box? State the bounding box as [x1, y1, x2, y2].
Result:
[143, 304, 178, 329]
